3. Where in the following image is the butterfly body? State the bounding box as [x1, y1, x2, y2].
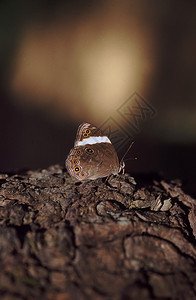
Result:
[66, 123, 123, 181]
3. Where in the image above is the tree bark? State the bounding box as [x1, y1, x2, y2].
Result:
[0, 165, 195, 300]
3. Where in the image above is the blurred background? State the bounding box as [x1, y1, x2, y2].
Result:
[0, 0, 195, 196]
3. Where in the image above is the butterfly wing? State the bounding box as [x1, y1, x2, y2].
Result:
[66, 123, 120, 181]
[66, 143, 120, 181]
[74, 123, 108, 146]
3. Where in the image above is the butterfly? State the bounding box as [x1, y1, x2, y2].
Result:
[66, 123, 125, 181]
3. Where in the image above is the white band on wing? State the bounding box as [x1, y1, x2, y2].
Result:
[76, 136, 111, 146]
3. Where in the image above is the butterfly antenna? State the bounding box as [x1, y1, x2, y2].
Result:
[124, 157, 138, 162]
[120, 141, 134, 164]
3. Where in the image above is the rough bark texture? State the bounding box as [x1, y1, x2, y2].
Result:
[0, 165, 195, 300]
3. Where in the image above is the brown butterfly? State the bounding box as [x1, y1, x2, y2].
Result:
[66, 123, 125, 181]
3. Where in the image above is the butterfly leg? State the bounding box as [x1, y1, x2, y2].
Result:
[104, 174, 114, 185]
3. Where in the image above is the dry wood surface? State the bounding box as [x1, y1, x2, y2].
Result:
[0, 165, 195, 300]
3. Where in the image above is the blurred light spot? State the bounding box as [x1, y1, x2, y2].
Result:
[10, 3, 155, 125]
